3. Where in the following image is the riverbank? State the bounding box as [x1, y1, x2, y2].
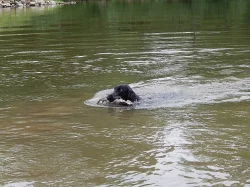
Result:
[0, 0, 76, 8]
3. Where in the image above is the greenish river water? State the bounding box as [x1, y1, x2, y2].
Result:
[1, 1, 250, 186]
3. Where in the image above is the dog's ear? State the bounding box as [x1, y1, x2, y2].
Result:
[128, 90, 137, 102]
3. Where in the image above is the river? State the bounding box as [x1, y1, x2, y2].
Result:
[1, 1, 250, 186]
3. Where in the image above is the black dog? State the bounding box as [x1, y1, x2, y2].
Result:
[107, 84, 140, 103]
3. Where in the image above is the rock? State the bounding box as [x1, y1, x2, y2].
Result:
[50, 0, 56, 5]
[38, 0, 46, 5]
[29, 1, 35, 6]
[0, 0, 74, 8]
[36, 0, 45, 5]
[1, 2, 11, 7]
[16, 2, 23, 7]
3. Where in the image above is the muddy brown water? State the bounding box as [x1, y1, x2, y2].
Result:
[1, 1, 250, 186]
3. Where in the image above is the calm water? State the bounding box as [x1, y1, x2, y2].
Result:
[1, 1, 250, 186]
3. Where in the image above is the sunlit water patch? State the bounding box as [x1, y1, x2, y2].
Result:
[85, 77, 250, 109]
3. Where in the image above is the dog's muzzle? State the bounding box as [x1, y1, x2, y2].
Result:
[107, 93, 121, 102]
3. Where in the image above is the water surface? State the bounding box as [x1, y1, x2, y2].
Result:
[1, 1, 250, 186]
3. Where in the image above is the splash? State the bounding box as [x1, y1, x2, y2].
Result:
[85, 77, 250, 110]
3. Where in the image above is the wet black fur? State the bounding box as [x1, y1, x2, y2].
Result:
[107, 85, 140, 102]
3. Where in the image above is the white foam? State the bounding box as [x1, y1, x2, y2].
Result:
[85, 77, 250, 110]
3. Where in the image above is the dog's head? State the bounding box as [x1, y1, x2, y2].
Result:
[107, 84, 139, 102]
